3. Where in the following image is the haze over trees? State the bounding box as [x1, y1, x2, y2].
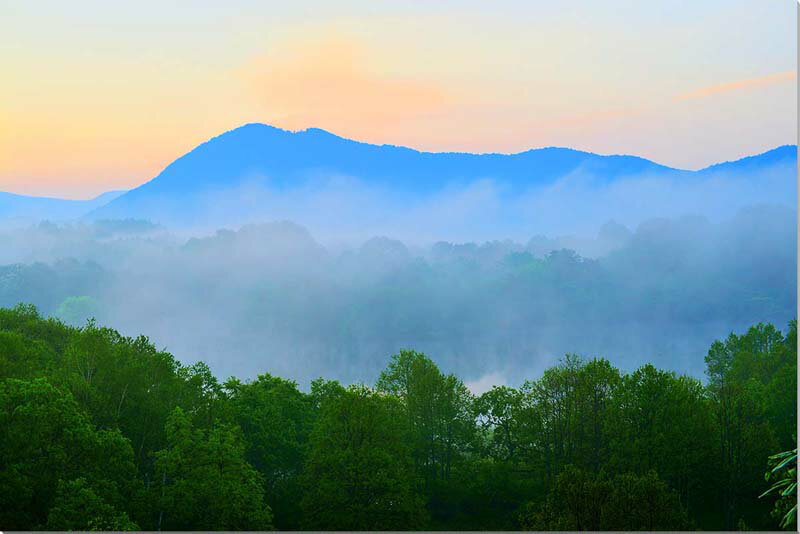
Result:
[0, 204, 793, 386]
[0, 304, 794, 530]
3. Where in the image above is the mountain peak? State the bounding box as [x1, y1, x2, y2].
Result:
[219, 122, 291, 138]
[84, 123, 796, 226]
[300, 126, 338, 137]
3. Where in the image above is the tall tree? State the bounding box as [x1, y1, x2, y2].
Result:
[376, 350, 476, 523]
[521, 355, 619, 483]
[224, 373, 314, 529]
[706, 327, 780, 529]
[606, 364, 717, 525]
[300, 385, 426, 530]
[150, 407, 273, 531]
[376, 351, 475, 485]
[56, 323, 188, 472]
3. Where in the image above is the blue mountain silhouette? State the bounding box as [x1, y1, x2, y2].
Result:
[99, 123, 675, 195]
[88, 124, 689, 223]
[4, 124, 796, 225]
[0, 190, 126, 224]
[699, 145, 797, 174]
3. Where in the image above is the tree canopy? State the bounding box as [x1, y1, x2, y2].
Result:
[0, 303, 795, 530]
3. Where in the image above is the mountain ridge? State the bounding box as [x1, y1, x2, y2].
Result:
[699, 145, 797, 173]
[1, 124, 795, 226]
[0, 189, 127, 224]
[89, 123, 794, 225]
[87, 123, 681, 224]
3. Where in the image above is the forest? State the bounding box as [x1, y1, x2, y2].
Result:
[0, 204, 794, 385]
[0, 303, 795, 531]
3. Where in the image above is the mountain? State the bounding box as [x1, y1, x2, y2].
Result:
[699, 145, 797, 174]
[87, 124, 684, 225]
[0, 190, 126, 225]
[7, 124, 796, 230]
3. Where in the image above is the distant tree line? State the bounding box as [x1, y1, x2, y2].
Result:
[0, 206, 794, 386]
[0, 303, 795, 530]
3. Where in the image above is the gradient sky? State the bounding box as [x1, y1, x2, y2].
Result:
[1, 0, 797, 199]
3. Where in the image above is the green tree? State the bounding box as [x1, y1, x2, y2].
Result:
[55, 295, 100, 327]
[761, 448, 797, 530]
[0, 304, 72, 366]
[606, 364, 717, 524]
[706, 325, 785, 529]
[56, 323, 188, 471]
[224, 373, 314, 529]
[45, 478, 139, 530]
[0, 378, 138, 530]
[309, 377, 346, 410]
[177, 361, 225, 427]
[0, 329, 54, 379]
[468, 385, 544, 529]
[474, 385, 526, 462]
[300, 385, 427, 530]
[519, 466, 690, 530]
[376, 351, 475, 484]
[520, 355, 619, 483]
[151, 407, 273, 530]
[573, 358, 621, 472]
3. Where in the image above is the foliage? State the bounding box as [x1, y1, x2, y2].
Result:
[0, 377, 138, 530]
[224, 373, 313, 529]
[761, 448, 797, 530]
[150, 407, 273, 530]
[300, 385, 427, 530]
[45, 478, 139, 531]
[518, 467, 691, 530]
[55, 295, 99, 327]
[377, 350, 477, 525]
[0, 304, 794, 530]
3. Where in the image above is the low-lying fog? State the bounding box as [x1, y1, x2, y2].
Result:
[0, 201, 794, 390]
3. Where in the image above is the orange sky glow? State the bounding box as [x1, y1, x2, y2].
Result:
[1, 1, 796, 199]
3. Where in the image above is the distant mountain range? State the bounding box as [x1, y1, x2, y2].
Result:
[2, 124, 796, 227]
[0, 190, 126, 225]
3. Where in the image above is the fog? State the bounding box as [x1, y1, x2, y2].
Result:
[78, 156, 797, 246]
[0, 182, 794, 387]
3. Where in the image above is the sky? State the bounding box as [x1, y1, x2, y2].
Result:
[1, 0, 796, 199]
